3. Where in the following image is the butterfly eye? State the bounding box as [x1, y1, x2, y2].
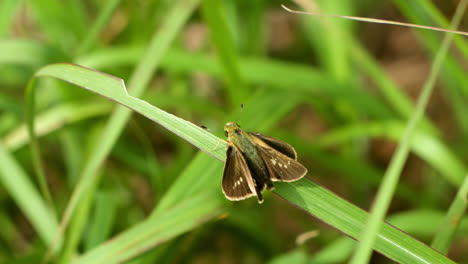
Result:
[224, 130, 228, 137]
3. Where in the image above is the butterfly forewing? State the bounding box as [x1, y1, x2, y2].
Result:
[252, 133, 297, 159]
[256, 145, 307, 182]
[222, 145, 259, 201]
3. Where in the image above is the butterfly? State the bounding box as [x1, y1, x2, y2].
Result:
[222, 122, 307, 203]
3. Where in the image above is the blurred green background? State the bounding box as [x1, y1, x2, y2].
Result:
[0, 0, 467, 263]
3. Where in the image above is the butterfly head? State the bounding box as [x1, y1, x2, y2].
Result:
[224, 122, 241, 137]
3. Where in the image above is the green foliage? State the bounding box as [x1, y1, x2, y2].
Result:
[0, 1, 467, 264]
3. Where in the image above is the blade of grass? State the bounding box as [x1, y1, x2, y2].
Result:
[388, 210, 468, 237]
[275, 179, 455, 264]
[28, 63, 224, 161]
[431, 172, 468, 253]
[268, 249, 308, 264]
[29, 0, 80, 53]
[350, 1, 468, 262]
[299, 0, 354, 82]
[309, 209, 468, 263]
[316, 121, 466, 187]
[4, 101, 111, 151]
[83, 190, 118, 251]
[201, 0, 247, 107]
[0, 39, 53, 66]
[73, 191, 222, 264]
[57, 172, 100, 264]
[75, 0, 123, 56]
[0, 143, 58, 245]
[394, 0, 468, 137]
[25, 79, 56, 212]
[293, 2, 436, 133]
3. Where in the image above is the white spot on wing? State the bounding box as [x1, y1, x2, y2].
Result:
[234, 179, 242, 188]
[271, 158, 277, 166]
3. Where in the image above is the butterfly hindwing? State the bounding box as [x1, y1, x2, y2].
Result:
[222, 145, 263, 202]
[255, 145, 307, 182]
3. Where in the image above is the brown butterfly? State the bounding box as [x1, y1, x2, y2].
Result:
[222, 122, 307, 203]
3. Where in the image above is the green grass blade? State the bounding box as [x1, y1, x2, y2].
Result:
[4, 101, 111, 151]
[431, 173, 468, 253]
[73, 191, 222, 264]
[394, 0, 468, 137]
[317, 121, 466, 187]
[57, 173, 100, 264]
[0, 39, 53, 66]
[25, 79, 56, 211]
[350, 1, 468, 262]
[74, 0, 122, 56]
[83, 190, 118, 251]
[301, 1, 354, 81]
[275, 180, 455, 264]
[309, 210, 468, 263]
[201, 0, 247, 107]
[0, 143, 58, 245]
[29, 63, 224, 160]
